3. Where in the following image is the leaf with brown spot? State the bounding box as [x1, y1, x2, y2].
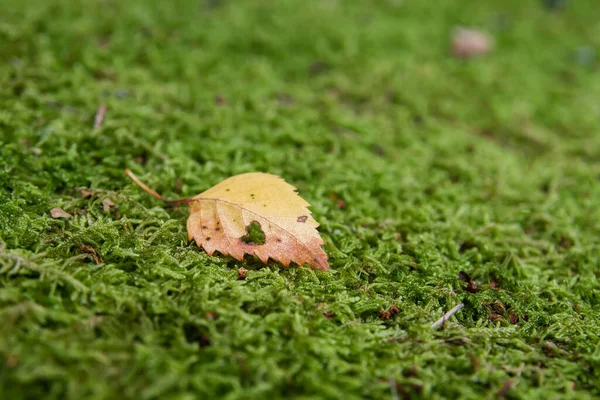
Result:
[125, 169, 329, 270]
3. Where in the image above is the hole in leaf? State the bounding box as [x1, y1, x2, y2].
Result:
[240, 221, 265, 245]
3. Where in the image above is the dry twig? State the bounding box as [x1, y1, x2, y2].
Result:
[431, 303, 464, 329]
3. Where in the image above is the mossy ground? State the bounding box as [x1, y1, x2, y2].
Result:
[1, 0, 600, 399]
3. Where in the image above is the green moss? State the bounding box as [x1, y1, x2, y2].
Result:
[241, 221, 266, 246]
[1, 0, 600, 398]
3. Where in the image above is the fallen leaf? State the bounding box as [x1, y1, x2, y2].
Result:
[451, 28, 493, 59]
[458, 270, 479, 293]
[489, 313, 504, 321]
[80, 188, 94, 198]
[380, 305, 400, 321]
[389, 305, 400, 317]
[50, 207, 72, 219]
[125, 169, 329, 270]
[80, 244, 104, 264]
[102, 198, 116, 213]
[379, 309, 391, 320]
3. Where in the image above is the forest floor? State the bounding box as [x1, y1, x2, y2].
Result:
[1, 0, 599, 398]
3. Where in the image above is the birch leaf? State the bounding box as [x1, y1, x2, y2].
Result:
[125, 169, 329, 271]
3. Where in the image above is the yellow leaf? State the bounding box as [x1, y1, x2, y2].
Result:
[125, 169, 330, 271]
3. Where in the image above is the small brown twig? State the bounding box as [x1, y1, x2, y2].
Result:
[93, 104, 108, 129]
[431, 303, 464, 329]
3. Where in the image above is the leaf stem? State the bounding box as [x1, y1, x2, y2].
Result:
[124, 169, 194, 205]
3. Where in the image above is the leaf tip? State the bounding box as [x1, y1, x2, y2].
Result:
[314, 260, 331, 271]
